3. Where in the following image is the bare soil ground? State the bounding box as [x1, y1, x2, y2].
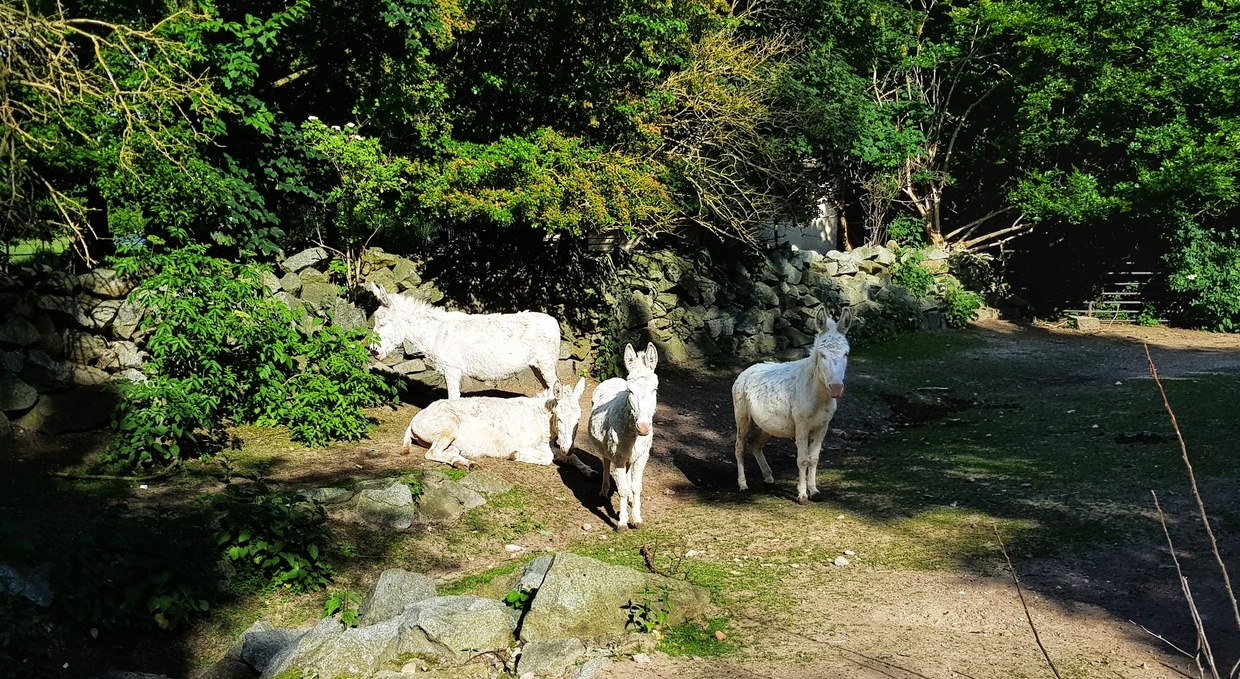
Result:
[9, 320, 1240, 679]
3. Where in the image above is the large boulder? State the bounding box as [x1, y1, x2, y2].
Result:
[358, 569, 438, 625]
[518, 552, 711, 644]
[78, 269, 135, 299]
[262, 617, 401, 679]
[280, 247, 329, 273]
[355, 480, 418, 530]
[517, 638, 585, 677]
[395, 595, 518, 665]
[14, 388, 119, 434]
[0, 317, 40, 347]
[228, 621, 307, 675]
[0, 375, 38, 412]
[412, 471, 487, 524]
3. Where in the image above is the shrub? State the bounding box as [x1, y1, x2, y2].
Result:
[890, 249, 936, 297]
[940, 284, 984, 328]
[214, 480, 335, 594]
[108, 245, 396, 466]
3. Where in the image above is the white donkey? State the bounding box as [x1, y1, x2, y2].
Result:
[588, 343, 659, 530]
[368, 283, 561, 400]
[732, 308, 852, 504]
[403, 377, 591, 471]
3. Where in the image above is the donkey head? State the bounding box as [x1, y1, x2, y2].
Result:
[811, 307, 852, 399]
[551, 377, 587, 454]
[367, 283, 403, 360]
[623, 342, 660, 437]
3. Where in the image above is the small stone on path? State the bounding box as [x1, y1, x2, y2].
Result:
[505, 544, 524, 553]
[834, 556, 850, 567]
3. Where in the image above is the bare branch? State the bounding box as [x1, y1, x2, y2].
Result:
[993, 524, 1062, 679]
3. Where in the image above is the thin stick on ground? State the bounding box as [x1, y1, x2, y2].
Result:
[1152, 491, 1215, 678]
[1145, 343, 1240, 678]
[993, 524, 1062, 679]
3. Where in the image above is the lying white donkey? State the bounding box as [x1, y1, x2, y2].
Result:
[402, 377, 593, 473]
[732, 307, 852, 504]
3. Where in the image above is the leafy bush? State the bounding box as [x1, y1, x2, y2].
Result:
[1165, 223, 1240, 332]
[890, 249, 936, 297]
[215, 480, 335, 594]
[108, 245, 396, 466]
[940, 284, 984, 327]
[848, 287, 924, 346]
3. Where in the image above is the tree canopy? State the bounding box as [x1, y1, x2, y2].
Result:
[3, 0, 1237, 328]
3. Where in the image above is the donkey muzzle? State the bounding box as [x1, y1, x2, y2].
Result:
[636, 422, 652, 437]
[828, 383, 845, 399]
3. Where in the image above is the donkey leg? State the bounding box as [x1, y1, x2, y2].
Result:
[555, 449, 598, 477]
[513, 444, 555, 465]
[629, 449, 650, 529]
[749, 431, 775, 485]
[611, 466, 632, 531]
[442, 369, 462, 400]
[599, 458, 614, 499]
[533, 357, 559, 390]
[401, 423, 417, 455]
[794, 428, 812, 504]
[426, 436, 470, 469]
[806, 427, 828, 499]
[734, 407, 753, 491]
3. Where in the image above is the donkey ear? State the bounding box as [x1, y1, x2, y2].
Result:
[370, 282, 391, 306]
[644, 342, 659, 371]
[815, 308, 829, 334]
[837, 307, 853, 335]
[572, 376, 586, 398]
[623, 343, 638, 371]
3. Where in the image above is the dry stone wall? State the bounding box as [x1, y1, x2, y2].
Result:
[0, 243, 962, 436]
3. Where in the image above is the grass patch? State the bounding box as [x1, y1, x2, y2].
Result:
[657, 618, 736, 657]
[439, 557, 531, 595]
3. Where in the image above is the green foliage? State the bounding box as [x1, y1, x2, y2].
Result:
[623, 587, 672, 634]
[1165, 222, 1240, 332]
[215, 480, 335, 594]
[848, 285, 924, 346]
[656, 618, 735, 657]
[419, 128, 674, 237]
[107, 246, 395, 467]
[940, 284, 983, 328]
[501, 588, 532, 612]
[890, 250, 935, 297]
[322, 590, 363, 627]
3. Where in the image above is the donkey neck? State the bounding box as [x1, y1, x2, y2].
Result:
[794, 354, 835, 400]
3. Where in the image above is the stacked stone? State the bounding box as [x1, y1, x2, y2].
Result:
[0, 265, 145, 436]
[613, 243, 956, 364]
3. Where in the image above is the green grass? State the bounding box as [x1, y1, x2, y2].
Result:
[4, 236, 71, 265]
[658, 618, 736, 657]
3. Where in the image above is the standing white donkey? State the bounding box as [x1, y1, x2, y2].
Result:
[732, 308, 852, 504]
[588, 343, 659, 530]
[368, 283, 561, 399]
[402, 378, 590, 471]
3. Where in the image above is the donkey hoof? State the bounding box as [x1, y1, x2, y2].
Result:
[797, 496, 810, 505]
[616, 523, 629, 533]
[762, 475, 775, 484]
[631, 521, 643, 530]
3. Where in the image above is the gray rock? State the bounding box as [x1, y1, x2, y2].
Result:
[1, 350, 24, 373]
[273, 291, 302, 311]
[413, 473, 487, 524]
[40, 272, 78, 294]
[518, 638, 585, 677]
[83, 300, 122, 330]
[704, 317, 733, 340]
[299, 281, 338, 305]
[298, 487, 356, 505]
[78, 268, 134, 299]
[362, 248, 401, 269]
[110, 368, 148, 384]
[327, 298, 368, 330]
[90, 673, 172, 679]
[262, 617, 401, 679]
[297, 267, 330, 284]
[35, 294, 87, 326]
[73, 365, 112, 386]
[15, 388, 119, 434]
[568, 657, 614, 679]
[0, 316, 41, 347]
[0, 563, 53, 607]
[278, 272, 302, 295]
[0, 411, 10, 440]
[280, 247, 329, 273]
[1071, 315, 1101, 333]
[229, 621, 307, 674]
[97, 341, 147, 371]
[21, 350, 73, 389]
[515, 556, 554, 594]
[356, 481, 417, 530]
[519, 552, 710, 644]
[459, 470, 513, 497]
[359, 570, 438, 625]
[392, 358, 427, 374]
[0, 375, 38, 412]
[111, 298, 146, 340]
[395, 595, 518, 665]
[258, 270, 282, 294]
[366, 267, 398, 293]
[392, 258, 420, 286]
[64, 330, 106, 364]
[750, 281, 780, 308]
